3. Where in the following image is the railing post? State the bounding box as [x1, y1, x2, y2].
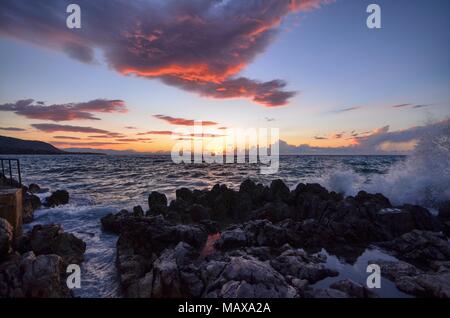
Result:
[16, 160, 22, 187]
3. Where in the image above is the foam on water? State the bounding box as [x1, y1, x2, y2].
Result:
[316, 124, 450, 207]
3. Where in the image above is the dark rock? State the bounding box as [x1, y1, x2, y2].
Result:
[270, 248, 338, 284]
[376, 205, 440, 239]
[28, 183, 41, 194]
[0, 251, 71, 298]
[355, 191, 391, 209]
[329, 279, 377, 298]
[378, 230, 450, 267]
[101, 209, 130, 234]
[189, 204, 210, 222]
[147, 191, 168, 216]
[176, 188, 193, 203]
[23, 193, 41, 223]
[268, 179, 290, 202]
[17, 224, 86, 264]
[132, 205, 144, 217]
[374, 259, 450, 298]
[44, 190, 69, 207]
[0, 218, 13, 259]
[204, 256, 297, 298]
[148, 191, 167, 208]
[215, 227, 247, 250]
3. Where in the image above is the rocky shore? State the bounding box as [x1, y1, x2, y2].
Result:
[1, 175, 449, 298]
[1, 174, 83, 297]
[101, 179, 450, 298]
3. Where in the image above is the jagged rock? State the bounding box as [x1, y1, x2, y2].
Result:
[268, 179, 290, 202]
[374, 259, 450, 298]
[204, 256, 297, 298]
[270, 248, 338, 284]
[376, 205, 440, 239]
[147, 191, 168, 216]
[44, 190, 69, 207]
[132, 205, 144, 217]
[378, 230, 450, 267]
[0, 252, 71, 298]
[17, 224, 86, 264]
[0, 218, 13, 259]
[23, 193, 41, 223]
[101, 209, 131, 233]
[215, 227, 247, 250]
[329, 279, 377, 298]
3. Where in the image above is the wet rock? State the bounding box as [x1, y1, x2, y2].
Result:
[378, 230, 450, 267]
[17, 224, 86, 264]
[176, 188, 193, 203]
[376, 205, 440, 239]
[101, 209, 131, 233]
[309, 288, 349, 298]
[44, 190, 69, 207]
[270, 248, 338, 284]
[23, 193, 41, 223]
[132, 205, 144, 217]
[148, 191, 168, 215]
[329, 279, 377, 298]
[374, 259, 450, 298]
[0, 218, 13, 259]
[149, 242, 199, 298]
[28, 183, 41, 194]
[354, 191, 391, 209]
[204, 256, 297, 298]
[0, 251, 71, 298]
[215, 227, 247, 250]
[189, 204, 210, 222]
[268, 179, 290, 202]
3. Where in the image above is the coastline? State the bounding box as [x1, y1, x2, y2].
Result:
[2, 173, 449, 298]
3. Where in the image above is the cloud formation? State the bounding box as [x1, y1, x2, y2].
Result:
[0, 127, 25, 131]
[31, 123, 123, 137]
[280, 118, 450, 154]
[137, 130, 173, 136]
[0, 0, 331, 106]
[153, 115, 217, 126]
[0, 99, 126, 121]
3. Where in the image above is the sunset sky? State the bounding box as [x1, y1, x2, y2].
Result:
[0, 0, 449, 154]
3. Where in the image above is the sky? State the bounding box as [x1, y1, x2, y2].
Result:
[0, 0, 449, 154]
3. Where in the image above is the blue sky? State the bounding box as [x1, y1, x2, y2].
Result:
[0, 0, 449, 152]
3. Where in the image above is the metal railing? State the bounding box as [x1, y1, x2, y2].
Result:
[0, 158, 22, 188]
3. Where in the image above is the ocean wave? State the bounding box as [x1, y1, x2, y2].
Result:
[315, 123, 450, 207]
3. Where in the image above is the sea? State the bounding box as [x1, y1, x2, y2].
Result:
[14, 145, 449, 297]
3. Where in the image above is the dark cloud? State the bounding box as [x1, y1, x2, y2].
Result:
[53, 136, 82, 140]
[153, 115, 217, 126]
[115, 138, 153, 142]
[0, 99, 127, 121]
[137, 130, 173, 136]
[314, 136, 327, 140]
[331, 106, 362, 114]
[392, 103, 434, 109]
[0, 0, 331, 106]
[31, 123, 123, 137]
[125, 126, 137, 129]
[51, 141, 124, 147]
[0, 127, 26, 131]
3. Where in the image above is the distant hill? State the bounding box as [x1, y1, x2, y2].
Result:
[0, 135, 65, 154]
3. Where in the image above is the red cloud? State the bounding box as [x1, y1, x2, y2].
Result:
[153, 115, 217, 126]
[0, 0, 331, 107]
[0, 99, 127, 122]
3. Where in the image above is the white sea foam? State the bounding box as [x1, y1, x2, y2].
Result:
[315, 122, 450, 207]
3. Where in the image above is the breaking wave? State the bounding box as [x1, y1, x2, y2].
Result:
[317, 121, 450, 207]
